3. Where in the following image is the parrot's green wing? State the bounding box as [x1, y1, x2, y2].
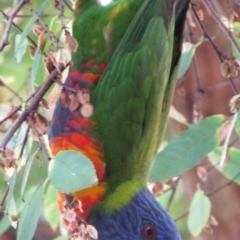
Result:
[72, 0, 145, 69]
[92, 0, 189, 184]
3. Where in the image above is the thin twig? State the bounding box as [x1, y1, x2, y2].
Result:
[57, 0, 67, 43]
[0, 62, 69, 151]
[62, 0, 74, 12]
[202, 0, 240, 55]
[175, 170, 240, 222]
[186, 19, 203, 123]
[0, 186, 10, 209]
[16, 13, 58, 18]
[0, 106, 21, 125]
[27, 116, 50, 162]
[26, 2, 59, 47]
[191, 3, 238, 94]
[166, 178, 180, 211]
[175, 210, 189, 222]
[4, 83, 24, 102]
[17, 125, 30, 160]
[207, 171, 240, 197]
[0, 0, 28, 51]
[53, 78, 77, 92]
[191, 3, 223, 61]
[0, 9, 38, 50]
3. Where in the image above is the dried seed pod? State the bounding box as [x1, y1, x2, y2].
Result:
[29, 45, 36, 59]
[80, 103, 94, 118]
[87, 225, 98, 240]
[229, 94, 240, 113]
[56, 48, 71, 65]
[8, 106, 20, 123]
[32, 24, 45, 36]
[32, 113, 49, 135]
[45, 52, 58, 74]
[229, 10, 240, 23]
[197, 8, 204, 21]
[54, 0, 61, 10]
[62, 209, 76, 223]
[37, 31, 46, 49]
[196, 165, 208, 182]
[152, 182, 164, 197]
[77, 90, 90, 105]
[65, 30, 78, 53]
[69, 93, 80, 111]
[0, 147, 17, 169]
[41, 98, 49, 109]
[221, 57, 239, 78]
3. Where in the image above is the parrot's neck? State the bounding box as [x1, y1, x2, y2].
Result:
[72, 179, 146, 219]
[93, 179, 146, 214]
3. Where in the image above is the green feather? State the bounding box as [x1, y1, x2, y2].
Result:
[72, 0, 145, 68]
[92, 0, 177, 185]
[90, 0, 190, 203]
[100, 179, 146, 213]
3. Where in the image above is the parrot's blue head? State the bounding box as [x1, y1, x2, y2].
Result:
[88, 188, 181, 240]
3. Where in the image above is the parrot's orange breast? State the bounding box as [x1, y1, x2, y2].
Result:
[49, 60, 107, 219]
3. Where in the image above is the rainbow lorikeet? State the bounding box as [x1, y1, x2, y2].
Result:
[49, 0, 190, 239]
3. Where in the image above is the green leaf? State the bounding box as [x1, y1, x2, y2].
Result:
[169, 106, 190, 127]
[20, 149, 39, 199]
[219, 113, 237, 168]
[209, 147, 240, 184]
[49, 16, 58, 31]
[5, 170, 17, 212]
[30, 49, 43, 92]
[177, 37, 203, 79]
[44, 183, 60, 229]
[0, 11, 4, 23]
[48, 150, 97, 193]
[17, 181, 47, 240]
[16, 122, 28, 147]
[150, 115, 226, 181]
[14, 34, 28, 63]
[231, 22, 240, 60]
[188, 188, 211, 237]
[16, 0, 49, 50]
[235, 111, 240, 136]
[0, 215, 11, 235]
[23, 134, 32, 161]
[8, 197, 17, 229]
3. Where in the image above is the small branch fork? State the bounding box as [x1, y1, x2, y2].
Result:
[175, 170, 240, 222]
[173, 1, 240, 223]
[0, 0, 29, 52]
[191, 2, 239, 94]
[0, 62, 70, 153]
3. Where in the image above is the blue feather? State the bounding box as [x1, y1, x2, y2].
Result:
[88, 188, 181, 240]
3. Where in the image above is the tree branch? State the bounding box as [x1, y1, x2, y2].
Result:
[191, 2, 238, 94]
[0, 62, 69, 151]
[202, 0, 240, 56]
[27, 116, 51, 162]
[0, 9, 38, 50]
[0, 0, 29, 52]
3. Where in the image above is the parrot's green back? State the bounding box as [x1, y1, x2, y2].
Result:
[91, 0, 188, 184]
[72, 0, 145, 70]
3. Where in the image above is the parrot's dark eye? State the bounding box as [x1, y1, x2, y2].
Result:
[143, 226, 156, 238]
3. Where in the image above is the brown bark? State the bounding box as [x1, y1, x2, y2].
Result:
[171, 1, 240, 239]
